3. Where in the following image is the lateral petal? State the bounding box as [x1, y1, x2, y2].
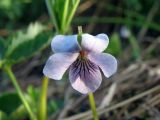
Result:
[88, 53, 117, 78]
[43, 53, 79, 80]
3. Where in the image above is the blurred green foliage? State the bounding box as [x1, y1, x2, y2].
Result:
[106, 33, 122, 57]
[0, 22, 52, 67]
[0, 111, 8, 120]
[46, 0, 80, 33]
[0, 38, 5, 60]
[0, 92, 21, 115]
[0, 0, 28, 20]
[128, 35, 141, 59]
[27, 85, 60, 116]
[0, 0, 45, 29]
[0, 92, 28, 120]
[0, 86, 60, 120]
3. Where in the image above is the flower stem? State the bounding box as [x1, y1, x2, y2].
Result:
[38, 76, 49, 120]
[61, 0, 69, 32]
[88, 92, 99, 120]
[66, 0, 80, 29]
[45, 0, 59, 33]
[4, 66, 37, 120]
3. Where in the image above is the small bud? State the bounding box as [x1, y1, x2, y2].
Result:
[77, 26, 83, 45]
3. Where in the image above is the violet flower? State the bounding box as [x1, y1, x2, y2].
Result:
[43, 34, 117, 94]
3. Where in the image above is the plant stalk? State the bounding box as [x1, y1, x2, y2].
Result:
[45, 0, 59, 32]
[88, 93, 99, 120]
[66, 0, 80, 30]
[38, 76, 49, 120]
[61, 0, 69, 32]
[5, 66, 37, 120]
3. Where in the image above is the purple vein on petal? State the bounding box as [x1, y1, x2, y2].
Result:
[69, 58, 102, 94]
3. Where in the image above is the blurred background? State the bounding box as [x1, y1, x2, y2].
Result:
[0, 0, 160, 120]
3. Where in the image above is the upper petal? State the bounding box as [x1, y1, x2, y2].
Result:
[43, 53, 79, 80]
[88, 53, 117, 78]
[69, 59, 102, 94]
[81, 33, 109, 53]
[51, 35, 80, 53]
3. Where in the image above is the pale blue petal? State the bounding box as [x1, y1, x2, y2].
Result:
[88, 53, 117, 78]
[81, 33, 109, 53]
[51, 35, 80, 53]
[43, 53, 79, 80]
[69, 59, 102, 94]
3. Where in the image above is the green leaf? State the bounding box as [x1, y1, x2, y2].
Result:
[47, 0, 80, 33]
[106, 33, 122, 56]
[128, 35, 141, 59]
[5, 22, 52, 65]
[26, 85, 40, 109]
[51, 0, 65, 32]
[0, 92, 21, 115]
[0, 37, 6, 68]
[6, 22, 46, 56]
[0, 111, 9, 120]
[10, 105, 28, 120]
[47, 100, 58, 114]
[0, 37, 6, 60]
[27, 85, 39, 101]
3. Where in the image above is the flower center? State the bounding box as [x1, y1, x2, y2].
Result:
[79, 51, 87, 58]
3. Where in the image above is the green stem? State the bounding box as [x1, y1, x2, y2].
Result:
[45, 0, 59, 32]
[88, 93, 99, 120]
[77, 26, 82, 45]
[38, 76, 49, 120]
[61, 0, 69, 32]
[66, 0, 80, 30]
[4, 66, 37, 120]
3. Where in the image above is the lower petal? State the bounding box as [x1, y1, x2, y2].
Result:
[88, 53, 117, 78]
[69, 59, 102, 94]
[43, 53, 79, 80]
